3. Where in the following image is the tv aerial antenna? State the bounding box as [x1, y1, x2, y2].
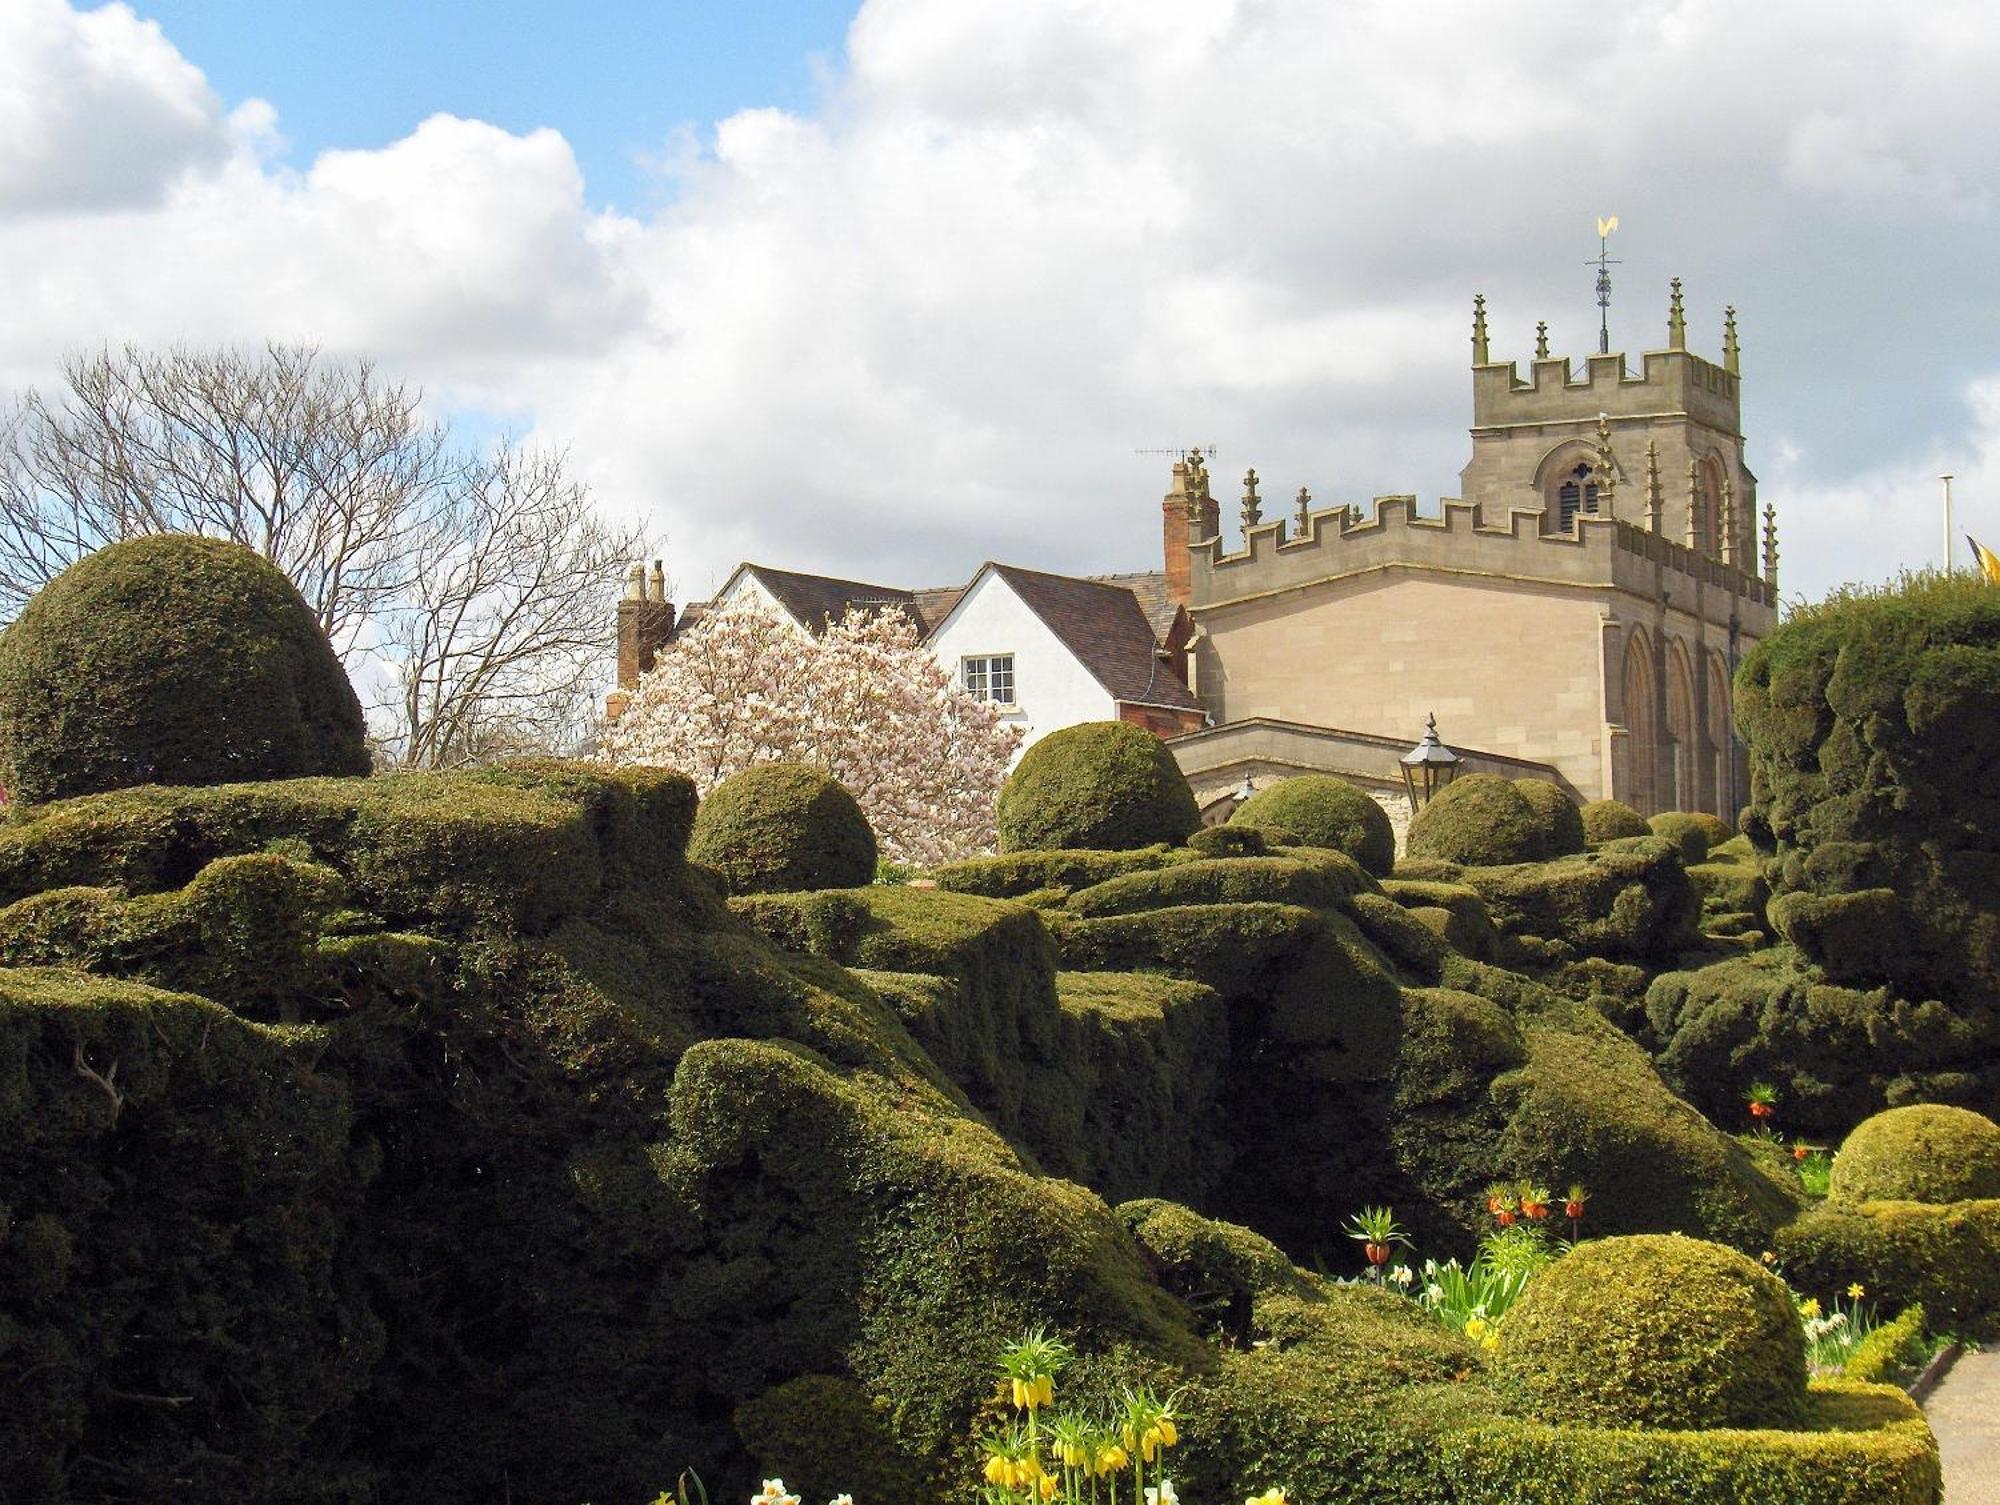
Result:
[1588, 215, 1621, 355]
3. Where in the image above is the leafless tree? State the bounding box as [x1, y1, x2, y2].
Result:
[1, 344, 648, 765]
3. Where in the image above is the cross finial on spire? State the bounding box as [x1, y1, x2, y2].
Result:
[1667, 277, 1686, 350]
[1241, 468, 1262, 530]
[1294, 485, 1311, 536]
[1762, 500, 1779, 587]
[1723, 306, 1740, 375]
[1644, 440, 1663, 533]
[1535, 320, 1550, 360]
[1472, 294, 1491, 365]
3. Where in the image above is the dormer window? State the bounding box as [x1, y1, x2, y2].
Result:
[1555, 463, 1600, 531]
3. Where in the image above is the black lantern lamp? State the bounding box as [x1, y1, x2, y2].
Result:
[1400, 712, 1462, 810]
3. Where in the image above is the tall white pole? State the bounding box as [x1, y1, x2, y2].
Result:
[1943, 474, 1955, 572]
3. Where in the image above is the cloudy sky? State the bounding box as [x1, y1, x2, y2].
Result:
[3, 0, 1996, 604]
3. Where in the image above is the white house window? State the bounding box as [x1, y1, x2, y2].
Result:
[962, 654, 1016, 705]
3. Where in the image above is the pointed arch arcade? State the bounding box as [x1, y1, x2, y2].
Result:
[1620, 627, 1658, 814]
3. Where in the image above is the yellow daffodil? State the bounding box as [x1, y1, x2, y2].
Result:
[1245, 1489, 1289, 1505]
[1760, 1250, 1778, 1265]
[1799, 1297, 1821, 1319]
[1847, 1282, 1866, 1300]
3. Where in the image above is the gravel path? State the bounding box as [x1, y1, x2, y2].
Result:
[1926, 1349, 2000, 1504]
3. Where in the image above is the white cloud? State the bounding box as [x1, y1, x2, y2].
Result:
[2, 0, 1999, 606]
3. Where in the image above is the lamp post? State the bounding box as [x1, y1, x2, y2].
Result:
[1401, 713, 1463, 811]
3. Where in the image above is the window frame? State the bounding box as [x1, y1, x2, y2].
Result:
[961, 653, 1017, 706]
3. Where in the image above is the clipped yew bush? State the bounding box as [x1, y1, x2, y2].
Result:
[1580, 798, 1651, 844]
[1649, 810, 1731, 865]
[1512, 779, 1585, 856]
[689, 762, 877, 893]
[1228, 773, 1396, 876]
[1495, 1234, 1807, 1431]
[1829, 1104, 2000, 1205]
[995, 721, 1199, 852]
[0, 536, 369, 804]
[1405, 773, 1547, 866]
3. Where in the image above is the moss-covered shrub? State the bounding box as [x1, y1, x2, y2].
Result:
[734, 1374, 931, 1505]
[1406, 774, 1548, 866]
[1777, 1198, 2000, 1326]
[1185, 823, 1266, 859]
[0, 535, 369, 804]
[1064, 854, 1370, 918]
[1494, 1235, 1807, 1431]
[1842, 1305, 1927, 1384]
[1434, 1384, 1939, 1505]
[1456, 839, 1700, 964]
[1228, 775, 1395, 876]
[1736, 570, 2000, 1008]
[1649, 811, 1731, 865]
[1767, 889, 1905, 986]
[931, 845, 1192, 899]
[1381, 878, 1498, 960]
[1580, 798, 1652, 844]
[1829, 1104, 2000, 1205]
[689, 763, 877, 894]
[1646, 945, 1992, 1134]
[1513, 779, 1585, 857]
[995, 721, 1198, 852]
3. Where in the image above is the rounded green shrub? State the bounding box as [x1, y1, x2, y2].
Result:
[1581, 797, 1651, 845]
[0, 536, 369, 804]
[1186, 823, 1267, 859]
[995, 721, 1198, 852]
[1512, 779, 1585, 857]
[1406, 773, 1547, 866]
[1829, 1104, 2000, 1205]
[689, 763, 877, 893]
[1229, 774, 1396, 876]
[1495, 1234, 1807, 1431]
[1649, 811, 1730, 865]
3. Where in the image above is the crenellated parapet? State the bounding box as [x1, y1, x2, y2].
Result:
[1471, 348, 1740, 435]
[1186, 491, 1776, 619]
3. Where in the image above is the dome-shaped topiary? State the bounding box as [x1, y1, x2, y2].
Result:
[0, 536, 368, 804]
[1495, 1234, 1807, 1431]
[1405, 773, 1547, 866]
[689, 762, 877, 894]
[1581, 798, 1651, 844]
[1511, 779, 1585, 857]
[1829, 1104, 2000, 1205]
[1229, 774, 1395, 876]
[1649, 811, 1732, 865]
[996, 721, 1199, 852]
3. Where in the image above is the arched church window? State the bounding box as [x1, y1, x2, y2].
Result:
[1555, 463, 1600, 531]
[1699, 458, 1725, 557]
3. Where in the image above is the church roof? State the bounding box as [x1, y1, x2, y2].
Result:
[982, 563, 1202, 714]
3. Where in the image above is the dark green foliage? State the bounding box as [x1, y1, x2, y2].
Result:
[1433, 1384, 1939, 1505]
[1512, 779, 1585, 857]
[1455, 839, 1701, 965]
[1777, 1199, 2000, 1325]
[995, 721, 1200, 852]
[1767, 889, 1904, 986]
[1228, 774, 1396, 876]
[689, 762, 877, 894]
[734, 1375, 931, 1505]
[1347, 891, 1449, 982]
[1646, 945, 1993, 1134]
[1687, 842, 1770, 932]
[1118, 1198, 1306, 1340]
[1406, 773, 1547, 865]
[1380, 878, 1498, 960]
[1186, 823, 1267, 858]
[1649, 811, 1731, 864]
[1843, 1306, 1927, 1384]
[1064, 854, 1372, 918]
[0, 535, 368, 803]
[932, 844, 1191, 899]
[1494, 1235, 1807, 1431]
[1736, 570, 2000, 1009]
[1580, 798, 1651, 844]
[1828, 1104, 2000, 1204]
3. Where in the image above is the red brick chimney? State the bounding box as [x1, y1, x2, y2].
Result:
[608, 560, 675, 719]
[1162, 454, 1219, 607]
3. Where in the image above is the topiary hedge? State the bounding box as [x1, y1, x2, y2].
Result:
[1512, 779, 1585, 856]
[0, 535, 370, 804]
[1493, 1234, 1807, 1431]
[1406, 774, 1548, 866]
[1828, 1104, 2000, 1205]
[1228, 774, 1396, 876]
[1649, 811, 1732, 865]
[1777, 1198, 2000, 1326]
[995, 721, 1199, 852]
[1580, 798, 1652, 844]
[689, 763, 877, 893]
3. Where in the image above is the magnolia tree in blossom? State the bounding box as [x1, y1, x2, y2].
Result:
[604, 601, 1022, 868]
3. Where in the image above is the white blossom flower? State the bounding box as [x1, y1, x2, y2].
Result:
[1146, 1481, 1179, 1505]
[1390, 1264, 1415, 1287]
[752, 1482, 800, 1505]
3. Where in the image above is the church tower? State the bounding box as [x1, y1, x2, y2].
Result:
[1458, 284, 1757, 569]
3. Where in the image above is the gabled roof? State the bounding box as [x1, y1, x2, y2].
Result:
[725, 562, 918, 633]
[1090, 569, 1181, 641]
[972, 563, 1203, 714]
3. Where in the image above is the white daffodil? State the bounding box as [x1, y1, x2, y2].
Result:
[830, 1495, 855, 1505]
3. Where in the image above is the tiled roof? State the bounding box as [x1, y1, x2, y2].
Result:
[988, 564, 1202, 713]
[908, 586, 967, 636]
[739, 563, 917, 632]
[1090, 569, 1179, 641]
